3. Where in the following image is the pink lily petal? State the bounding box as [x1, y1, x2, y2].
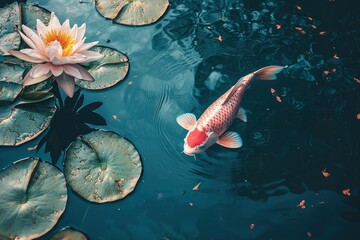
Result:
[47, 41, 63, 62]
[23, 67, 52, 86]
[36, 19, 47, 38]
[75, 23, 86, 43]
[56, 73, 75, 98]
[20, 49, 48, 62]
[60, 19, 71, 34]
[21, 25, 45, 54]
[76, 41, 98, 53]
[63, 64, 94, 81]
[49, 12, 61, 31]
[79, 51, 104, 63]
[18, 29, 38, 51]
[30, 63, 51, 78]
[69, 24, 78, 40]
[70, 38, 85, 54]
[8, 50, 45, 63]
[50, 64, 64, 77]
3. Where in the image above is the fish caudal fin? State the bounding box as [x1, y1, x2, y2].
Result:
[217, 131, 243, 148]
[176, 113, 197, 130]
[254, 65, 285, 80]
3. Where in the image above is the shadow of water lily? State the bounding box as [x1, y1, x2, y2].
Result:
[37, 84, 106, 164]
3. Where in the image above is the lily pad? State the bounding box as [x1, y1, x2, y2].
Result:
[21, 3, 51, 30]
[95, 0, 169, 26]
[75, 46, 129, 90]
[0, 157, 68, 240]
[50, 227, 88, 240]
[0, 2, 21, 55]
[0, 62, 24, 102]
[64, 130, 142, 203]
[0, 62, 56, 146]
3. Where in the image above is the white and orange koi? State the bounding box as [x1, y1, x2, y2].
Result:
[177, 66, 285, 156]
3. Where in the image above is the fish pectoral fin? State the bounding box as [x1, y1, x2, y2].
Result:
[237, 107, 247, 122]
[217, 131, 243, 148]
[176, 113, 197, 130]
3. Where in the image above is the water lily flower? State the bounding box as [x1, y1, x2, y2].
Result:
[8, 12, 103, 97]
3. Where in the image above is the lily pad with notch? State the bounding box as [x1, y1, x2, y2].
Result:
[95, 0, 169, 26]
[0, 2, 51, 55]
[64, 130, 142, 203]
[0, 62, 56, 146]
[75, 46, 129, 90]
[50, 226, 88, 240]
[0, 157, 68, 240]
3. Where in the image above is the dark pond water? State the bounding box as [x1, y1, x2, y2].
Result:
[1, 0, 360, 239]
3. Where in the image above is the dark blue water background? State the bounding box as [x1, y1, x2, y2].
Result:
[1, 0, 360, 239]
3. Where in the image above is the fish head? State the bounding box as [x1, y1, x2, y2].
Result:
[183, 128, 218, 155]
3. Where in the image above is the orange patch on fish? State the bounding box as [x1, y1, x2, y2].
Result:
[187, 129, 207, 148]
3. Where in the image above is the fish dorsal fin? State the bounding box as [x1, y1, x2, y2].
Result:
[217, 131, 243, 148]
[237, 107, 247, 122]
[176, 113, 197, 130]
[222, 76, 244, 105]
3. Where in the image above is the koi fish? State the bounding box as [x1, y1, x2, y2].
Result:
[177, 66, 285, 156]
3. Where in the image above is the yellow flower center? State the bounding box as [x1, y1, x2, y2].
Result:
[44, 29, 74, 56]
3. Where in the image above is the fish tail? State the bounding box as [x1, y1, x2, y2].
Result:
[254, 65, 285, 80]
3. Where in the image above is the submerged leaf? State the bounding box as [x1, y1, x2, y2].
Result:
[64, 130, 142, 203]
[75, 46, 129, 90]
[0, 157, 67, 239]
[50, 227, 88, 240]
[95, 0, 169, 26]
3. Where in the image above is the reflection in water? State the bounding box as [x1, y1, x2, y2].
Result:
[152, 0, 360, 222]
[37, 83, 106, 163]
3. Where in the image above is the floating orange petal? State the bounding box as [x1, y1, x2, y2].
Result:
[354, 77, 360, 84]
[309, 24, 317, 29]
[112, 115, 117, 120]
[250, 224, 255, 230]
[322, 168, 330, 177]
[332, 68, 336, 72]
[319, 31, 327, 35]
[216, 36, 223, 42]
[275, 24, 281, 29]
[308, 17, 313, 21]
[334, 53, 339, 59]
[296, 5, 302, 10]
[342, 189, 351, 196]
[276, 96, 282, 103]
[189, 202, 194, 207]
[128, 81, 133, 85]
[270, 88, 276, 94]
[192, 181, 202, 191]
[307, 232, 312, 238]
[295, 27, 303, 31]
[357, 113, 360, 120]
[297, 200, 306, 208]
[323, 70, 330, 75]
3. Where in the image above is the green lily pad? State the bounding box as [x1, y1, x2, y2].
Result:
[0, 157, 68, 240]
[75, 46, 129, 90]
[0, 2, 21, 56]
[0, 62, 56, 146]
[64, 130, 142, 203]
[21, 3, 51, 30]
[0, 62, 25, 103]
[50, 227, 88, 240]
[95, 0, 169, 26]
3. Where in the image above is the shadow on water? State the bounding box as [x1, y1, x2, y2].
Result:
[152, 0, 360, 222]
[36, 84, 106, 164]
